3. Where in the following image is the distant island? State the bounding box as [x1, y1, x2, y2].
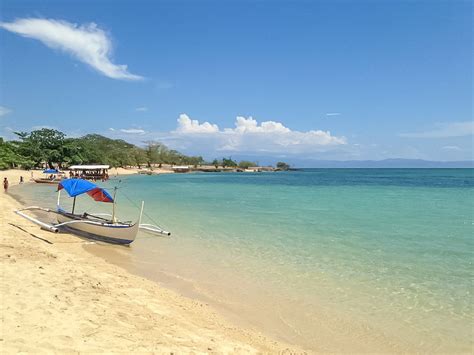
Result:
[226, 156, 474, 169]
[288, 158, 474, 168]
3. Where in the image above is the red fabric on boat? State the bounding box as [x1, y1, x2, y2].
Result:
[86, 187, 113, 203]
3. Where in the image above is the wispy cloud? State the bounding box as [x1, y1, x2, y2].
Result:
[400, 121, 473, 138]
[0, 18, 143, 81]
[119, 128, 146, 134]
[135, 107, 148, 112]
[0, 106, 12, 117]
[442, 145, 462, 151]
[325, 112, 341, 117]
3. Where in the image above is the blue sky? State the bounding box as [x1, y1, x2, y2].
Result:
[0, 0, 472, 163]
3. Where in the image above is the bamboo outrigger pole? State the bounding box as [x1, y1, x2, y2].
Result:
[111, 186, 118, 222]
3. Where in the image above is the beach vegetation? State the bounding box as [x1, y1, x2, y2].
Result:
[212, 159, 221, 168]
[0, 138, 34, 169]
[238, 161, 256, 169]
[13, 129, 66, 168]
[1, 129, 285, 171]
[0, 129, 204, 170]
[222, 157, 237, 168]
[276, 161, 290, 170]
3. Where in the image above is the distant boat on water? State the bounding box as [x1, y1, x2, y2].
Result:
[33, 168, 64, 184]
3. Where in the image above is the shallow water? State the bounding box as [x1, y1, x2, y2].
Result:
[14, 169, 474, 352]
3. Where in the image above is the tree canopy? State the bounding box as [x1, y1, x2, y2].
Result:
[276, 161, 290, 170]
[0, 128, 288, 171]
[222, 157, 237, 168]
[0, 129, 203, 170]
[238, 160, 256, 169]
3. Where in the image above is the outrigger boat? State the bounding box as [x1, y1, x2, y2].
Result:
[15, 179, 170, 245]
[34, 168, 64, 184]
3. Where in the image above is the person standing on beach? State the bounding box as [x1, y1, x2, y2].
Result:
[3, 178, 9, 192]
[19, 176, 24, 184]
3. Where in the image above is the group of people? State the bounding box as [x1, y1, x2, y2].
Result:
[3, 176, 24, 192]
[68, 170, 109, 182]
[3, 168, 112, 192]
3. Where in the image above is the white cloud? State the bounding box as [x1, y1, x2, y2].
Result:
[325, 112, 341, 117]
[120, 128, 146, 134]
[0, 18, 143, 80]
[0, 106, 12, 117]
[167, 114, 346, 155]
[105, 114, 346, 157]
[175, 114, 219, 133]
[400, 121, 473, 138]
[226, 116, 291, 134]
[442, 145, 462, 151]
[224, 116, 345, 145]
[135, 107, 148, 112]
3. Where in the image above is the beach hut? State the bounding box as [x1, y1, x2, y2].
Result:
[172, 165, 190, 173]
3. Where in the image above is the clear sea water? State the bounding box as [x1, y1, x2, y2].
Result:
[14, 169, 474, 352]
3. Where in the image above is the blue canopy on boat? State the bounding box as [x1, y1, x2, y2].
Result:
[58, 179, 114, 203]
[43, 169, 60, 174]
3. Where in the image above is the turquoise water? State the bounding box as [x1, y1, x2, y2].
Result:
[14, 169, 474, 351]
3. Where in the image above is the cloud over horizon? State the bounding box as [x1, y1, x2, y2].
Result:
[175, 114, 219, 133]
[108, 113, 347, 157]
[0, 18, 143, 80]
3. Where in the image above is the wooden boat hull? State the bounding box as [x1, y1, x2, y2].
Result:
[34, 179, 61, 184]
[57, 212, 139, 245]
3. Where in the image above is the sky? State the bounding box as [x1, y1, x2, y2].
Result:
[0, 0, 472, 163]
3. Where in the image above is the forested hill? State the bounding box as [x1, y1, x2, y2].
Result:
[0, 128, 205, 169]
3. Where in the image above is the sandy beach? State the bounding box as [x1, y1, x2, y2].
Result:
[0, 170, 300, 353]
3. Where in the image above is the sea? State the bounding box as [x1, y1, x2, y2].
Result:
[12, 169, 474, 352]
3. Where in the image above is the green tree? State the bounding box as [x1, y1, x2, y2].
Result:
[14, 129, 65, 168]
[62, 138, 86, 165]
[276, 161, 290, 170]
[77, 134, 136, 167]
[222, 157, 237, 168]
[144, 141, 167, 167]
[131, 147, 147, 168]
[184, 156, 204, 167]
[212, 159, 220, 168]
[238, 160, 256, 169]
[0, 138, 34, 169]
[1, 129, 203, 170]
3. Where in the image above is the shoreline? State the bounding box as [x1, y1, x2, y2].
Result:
[1, 169, 301, 353]
[3, 168, 472, 353]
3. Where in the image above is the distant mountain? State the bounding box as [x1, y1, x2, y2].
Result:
[225, 156, 474, 168]
[296, 159, 474, 168]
